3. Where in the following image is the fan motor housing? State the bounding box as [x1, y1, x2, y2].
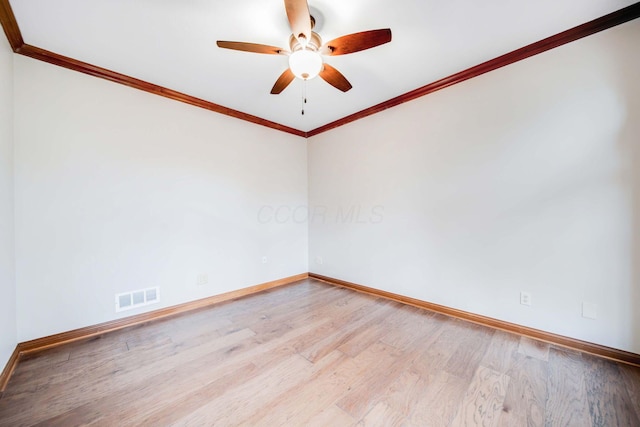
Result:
[289, 31, 322, 52]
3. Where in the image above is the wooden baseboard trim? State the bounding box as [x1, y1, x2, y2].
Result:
[0, 347, 20, 396]
[0, 272, 308, 394]
[18, 273, 308, 356]
[309, 273, 640, 367]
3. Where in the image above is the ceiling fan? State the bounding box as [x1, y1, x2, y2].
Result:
[216, 0, 392, 95]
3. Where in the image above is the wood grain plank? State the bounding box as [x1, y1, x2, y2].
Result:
[406, 317, 472, 388]
[583, 355, 640, 427]
[409, 371, 469, 426]
[358, 401, 408, 426]
[32, 357, 260, 426]
[16, 273, 308, 357]
[370, 368, 428, 423]
[544, 347, 592, 427]
[336, 348, 410, 419]
[241, 289, 360, 342]
[480, 330, 519, 374]
[4, 346, 70, 389]
[244, 341, 400, 426]
[171, 354, 318, 426]
[444, 322, 495, 381]
[310, 273, 640, 367]
[226, 279, 340, 327]
[306, 405, 357, 427]
[2, 279, 640, 426]
[0, 275, 307, 394]
[337, 310, 451, 419]
[338, 302, 421, 357]
[378, 305, 440, 350]
[298, 298, 391, 363]
[518, 336, 550, 361]
[130, 318, 334, 426]
[236, 349, 352, 426]
[618, 363, 640, 421]
[498, 353, 548, 427]
[7, 310, 229, 396]
[1, 327, 256, 426]
[450, 365, 510, 427]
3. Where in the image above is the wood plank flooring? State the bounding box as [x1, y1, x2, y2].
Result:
[0, 279, 639, 426]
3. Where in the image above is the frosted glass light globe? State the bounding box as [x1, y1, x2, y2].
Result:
[289, 50, 323, 80]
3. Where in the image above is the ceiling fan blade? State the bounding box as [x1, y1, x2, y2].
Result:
[319, 64, 352, 92]
[321, 29, 392, 56]
[284, 0, 312, 44]
[271, 69, 296, 94]
[217, 41, 288, 55]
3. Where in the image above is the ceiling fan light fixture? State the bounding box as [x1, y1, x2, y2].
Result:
[217, 0, 391, 94]
[289, 49, 323, 80]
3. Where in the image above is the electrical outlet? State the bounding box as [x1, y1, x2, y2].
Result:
[315, 256, 323, 265]
[197, 274, 208, 286]
[262, 256, 268, 264]
[520, 291, 532, 306]
[582, 302, 597, 319]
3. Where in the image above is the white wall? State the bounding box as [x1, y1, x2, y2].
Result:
[308, 20, 640, 353]
[13, 56, 308, 342]
[0, 35, 16, 367]
[6, 17, 640, 357]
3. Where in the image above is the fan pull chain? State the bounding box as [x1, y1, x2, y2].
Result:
[301, 80, 308, 115]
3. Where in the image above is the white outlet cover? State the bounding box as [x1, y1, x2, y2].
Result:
[582, 302, 598, 319]
[262, 256, 268, 264]
[520, 291, 532, 306]
[197, 274, 208, 286]
[316, 256, 323, 265]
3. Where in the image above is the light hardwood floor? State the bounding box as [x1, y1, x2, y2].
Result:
[1, 279, 639, 426]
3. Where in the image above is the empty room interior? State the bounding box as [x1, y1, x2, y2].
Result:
[1, 0, 640, 425]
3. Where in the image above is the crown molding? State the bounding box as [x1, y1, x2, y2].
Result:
[16, 44, 307, 137]
[307, 2, 640, 136]
[1, 2, 639, 136]
[0, 0, 22, 50]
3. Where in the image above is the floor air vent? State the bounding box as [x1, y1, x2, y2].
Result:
[115, 287, 160, 312]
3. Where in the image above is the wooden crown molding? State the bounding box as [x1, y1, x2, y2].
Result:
[17, 45, 306, 138]
[0, 273, 308, 394]
[307, 2, 640, 137]
[0, 0, 22, 50]
[0, 1, 639, 138]
[309, 273, 640, 368]
[0, 0, 304, 137]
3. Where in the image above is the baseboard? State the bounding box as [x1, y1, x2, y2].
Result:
[309, 273, 640, 368]
[4, 270, 636, 395]
[0, 272, 308, 394]
[0, 347, 20, 397]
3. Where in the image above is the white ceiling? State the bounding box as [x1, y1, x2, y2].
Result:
[8, 0, 637, 132]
